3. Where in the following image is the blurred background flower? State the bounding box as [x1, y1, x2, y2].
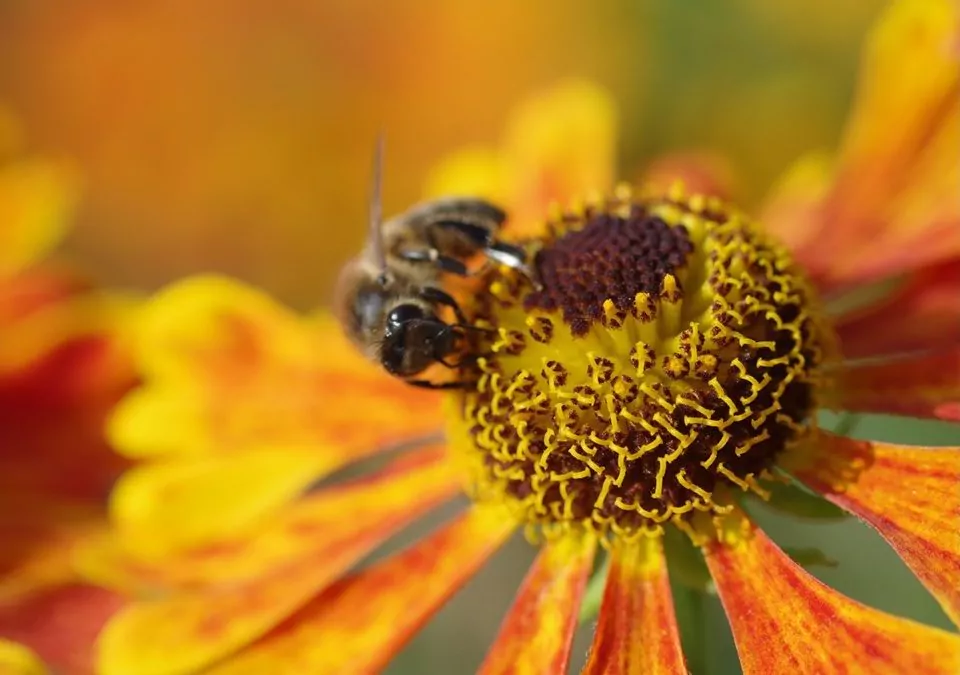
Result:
[0, 117, 135, 673]
[0, 0, 884, 306]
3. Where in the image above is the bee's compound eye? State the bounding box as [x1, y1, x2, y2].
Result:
[381, 303, 446, 377]
[385, 303, 427, 332]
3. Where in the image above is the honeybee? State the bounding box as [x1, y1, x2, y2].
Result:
[334, 138, 535, 389]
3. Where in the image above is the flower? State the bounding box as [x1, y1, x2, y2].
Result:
[91, 1, 958, 674]
[0, 113, 136, 673]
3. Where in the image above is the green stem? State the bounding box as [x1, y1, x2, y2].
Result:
[578, 554, 610, 625]
[675, 583, 708, 675]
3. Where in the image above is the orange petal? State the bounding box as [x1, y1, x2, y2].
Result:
[788, 432, 960, 626]
[0, 496, 110, 606]
[583, 537, 687, 675]
[425, 79, 617, 239]
[837, 348, 960, 421]
[0, 584, 125, 675]
[207, 507, 515, 675]
[802, 0, 960, 287]
[110, 276, 442, 461]
[704, 511, 960, 674]
[0, 263, 93, 329]
[835, 259, 960, 359]
[0, 332, 132, 500]
[759, 152, 833, 268]
[639, 151, 736, 201]
[479, 534, 596, 675]
[96, 449, 459, 675]
[0, 158, 78, 277]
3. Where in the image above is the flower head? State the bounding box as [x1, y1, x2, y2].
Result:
[89, 1, 960, 673]
[454, 187, 832, 545]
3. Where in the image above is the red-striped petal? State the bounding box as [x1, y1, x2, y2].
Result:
[837, 348, 960, 421]
[705, 512, 960, 674]
[479, 534, 595, 675]
[96, 450, 459, 675]
[0, 584, 125, 675]
[835, 259, 960, 359]
[789, 432, 960, 626]
[583, 537, 687, 675]
[207, 507, 515, 675]
[798, 0, 960, 290]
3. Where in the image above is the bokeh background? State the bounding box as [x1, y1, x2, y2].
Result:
[2, 1, 956, 673]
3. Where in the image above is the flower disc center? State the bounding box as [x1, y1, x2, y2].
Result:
[452, 188, 831, 542]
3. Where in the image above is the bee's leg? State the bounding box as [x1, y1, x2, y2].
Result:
[402, 378, 467, 390]
[418, 286, 469, 325]
[434, 219, 541, 289]
[433, 219, 495, 248]
[397, 248, 470, 277]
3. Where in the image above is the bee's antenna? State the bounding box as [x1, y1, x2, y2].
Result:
[369, 133, 388, 283]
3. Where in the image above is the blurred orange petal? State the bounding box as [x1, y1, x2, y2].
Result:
[705, 512, 960, 674]
[0, 584, 125, 675]
[789, 433, 960, 626]
[110, 276, 442, 461]
[96, 450, 458, 675]
[0, 263, 93, 330]
[583, 537, 687, 675]
[802, 0, 960, 288]
[837, 348, 960, 421]
[759, 152, 833, 269]
[0, 330, 132, 501]
[208, 507, 515, 675]
[89, 446, 458, 588]
[835, 259, 960, 359]
[479, 533, 595, 675]
[0, 496, 109, 606]
[639, 151, 736, 201]
[0, 158, 77, 277]
[0, 640, 46, 675]
[425, 79, 617, 238]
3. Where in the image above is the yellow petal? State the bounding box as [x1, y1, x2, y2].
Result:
[759, 151, 834, 268]
[110, 276, 443, 460]
[110, 448, 337, 559]
[423, 79, 617, 240]
[479, 533, 596, 675]
[0, 640, 47, 675]
[704, 510, 960, 674]
[208, 507, 514, 675]
[0, 159, 78, 277]
[423, 147, 506, 202]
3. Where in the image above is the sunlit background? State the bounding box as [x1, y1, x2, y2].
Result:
[2, 1, 956, 673]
